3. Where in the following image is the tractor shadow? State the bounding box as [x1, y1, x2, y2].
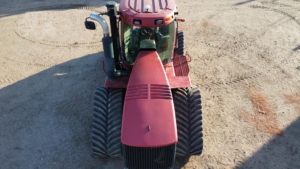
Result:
[0, 52, 126, 168]
[236, 117, 300, 169]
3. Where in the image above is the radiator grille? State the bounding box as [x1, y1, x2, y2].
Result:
[126, 84, 172, 100]
[123, 144, 176, 169]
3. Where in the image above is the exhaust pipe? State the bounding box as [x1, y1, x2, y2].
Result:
[89, 11, 130, 80]
[89, 14, 110, 37]
[89, 14, 116, 80]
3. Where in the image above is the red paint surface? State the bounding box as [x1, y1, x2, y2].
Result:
[103, 61, 191, 88]
[119, 0, 176, 27]
[121, 51, 177, 147]
[104, 77, 129, 88]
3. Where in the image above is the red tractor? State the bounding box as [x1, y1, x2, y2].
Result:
[85, 0, 203, 168]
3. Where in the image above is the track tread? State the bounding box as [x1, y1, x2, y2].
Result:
[92, 87, 123, 157]
[173, 87, 203, 156]
[173, 88, 189, 156]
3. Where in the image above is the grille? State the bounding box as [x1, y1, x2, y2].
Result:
[126, 84, 148, 100]
[123, 144, 176, 169]
[150, 84, 172, 100]
[173, 53, 191, 76]
[126, 84, 172, 100]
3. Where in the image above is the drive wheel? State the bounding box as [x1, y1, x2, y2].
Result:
[176, 30, 184, 55]
[92, 87, 123, 157]
[173, 87, 203, 156]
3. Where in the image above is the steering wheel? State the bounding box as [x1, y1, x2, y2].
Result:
[140, 27, 154, 37]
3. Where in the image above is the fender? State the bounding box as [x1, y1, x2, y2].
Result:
[121, 51, 177, 147]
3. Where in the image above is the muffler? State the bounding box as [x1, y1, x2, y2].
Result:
[89, 14, 115, 80]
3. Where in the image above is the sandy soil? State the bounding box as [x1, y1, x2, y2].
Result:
[0, 0, 300, 168]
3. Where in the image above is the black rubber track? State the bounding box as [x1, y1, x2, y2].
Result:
[173, 87, 203, 156]
[176, 31, 184, 55]
[92, 87, 123, 157]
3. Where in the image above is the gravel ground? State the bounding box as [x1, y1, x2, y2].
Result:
[0, 0, 300, 168]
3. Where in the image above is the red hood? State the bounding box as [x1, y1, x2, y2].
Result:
[121, 51, 177, 147]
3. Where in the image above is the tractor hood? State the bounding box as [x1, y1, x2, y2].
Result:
[121, 51, 177, 147]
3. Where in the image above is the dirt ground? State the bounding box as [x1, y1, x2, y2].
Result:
[0, 0, 300, 168]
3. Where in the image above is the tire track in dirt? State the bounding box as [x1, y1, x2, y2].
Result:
[200, 4, 300, 51]
[261, 0, 299, 8]
[179, 21, 264, 91]
[194, 20, 264, 89]
[2, 4, 103, 15]
[12, 4, 104, 48]
[14, 31, 102, 48]
[197, 56, 289, 93]
[199, 4, 299, 86]
[201, 2, 299, 40]
[248, 3, 300, 58]
[198, 18, 266, 57]
[249, 5, 300, 27]
[199, 72, 262, 89]
[2, 55, 59, 68]
[242, 92, 283, 135]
